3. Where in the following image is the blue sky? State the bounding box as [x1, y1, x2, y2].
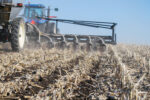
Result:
[26, 0, 150, 44]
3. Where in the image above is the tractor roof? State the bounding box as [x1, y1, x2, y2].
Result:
[25, 4, 45, 8]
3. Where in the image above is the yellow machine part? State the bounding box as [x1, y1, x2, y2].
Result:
[0, 6, 11, 24]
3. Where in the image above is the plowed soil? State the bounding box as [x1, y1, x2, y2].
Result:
[0, 43, 150, 100]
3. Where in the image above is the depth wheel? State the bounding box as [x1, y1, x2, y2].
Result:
[11, 18, 26, 51]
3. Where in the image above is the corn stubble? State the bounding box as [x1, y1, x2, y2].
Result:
[0, 44, 150, 100]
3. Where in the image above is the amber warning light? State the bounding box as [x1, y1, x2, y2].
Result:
[17, 3, 23, 7]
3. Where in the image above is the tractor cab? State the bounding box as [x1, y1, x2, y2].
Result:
[24, 4, 48, 26]
[24, 4, 49, 33]
[24, 4, 45, 18]
[24, 4, 57, 34]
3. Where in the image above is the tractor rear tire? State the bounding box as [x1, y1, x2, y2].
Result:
[11, 18, 26, 51]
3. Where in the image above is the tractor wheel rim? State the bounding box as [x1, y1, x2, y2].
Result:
[18, 22, 25, 48]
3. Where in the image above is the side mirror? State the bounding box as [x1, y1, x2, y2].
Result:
[54, 8, 58, 12]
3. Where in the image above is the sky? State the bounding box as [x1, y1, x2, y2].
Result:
[26, 0, 150, 45]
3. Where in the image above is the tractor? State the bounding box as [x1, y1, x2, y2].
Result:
[24, 4, 58, 48]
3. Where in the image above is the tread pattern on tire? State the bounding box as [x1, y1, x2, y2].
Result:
[11, 18, 26, 51]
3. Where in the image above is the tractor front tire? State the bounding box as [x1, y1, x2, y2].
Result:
[11, 18, 26, 51]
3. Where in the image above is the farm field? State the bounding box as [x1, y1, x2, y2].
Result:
[0, 43, 150, 100]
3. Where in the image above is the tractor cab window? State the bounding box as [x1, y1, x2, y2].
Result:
[24, 7, 44, 18]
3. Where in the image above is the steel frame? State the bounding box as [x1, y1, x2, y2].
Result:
[43, 18, 117, 44]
